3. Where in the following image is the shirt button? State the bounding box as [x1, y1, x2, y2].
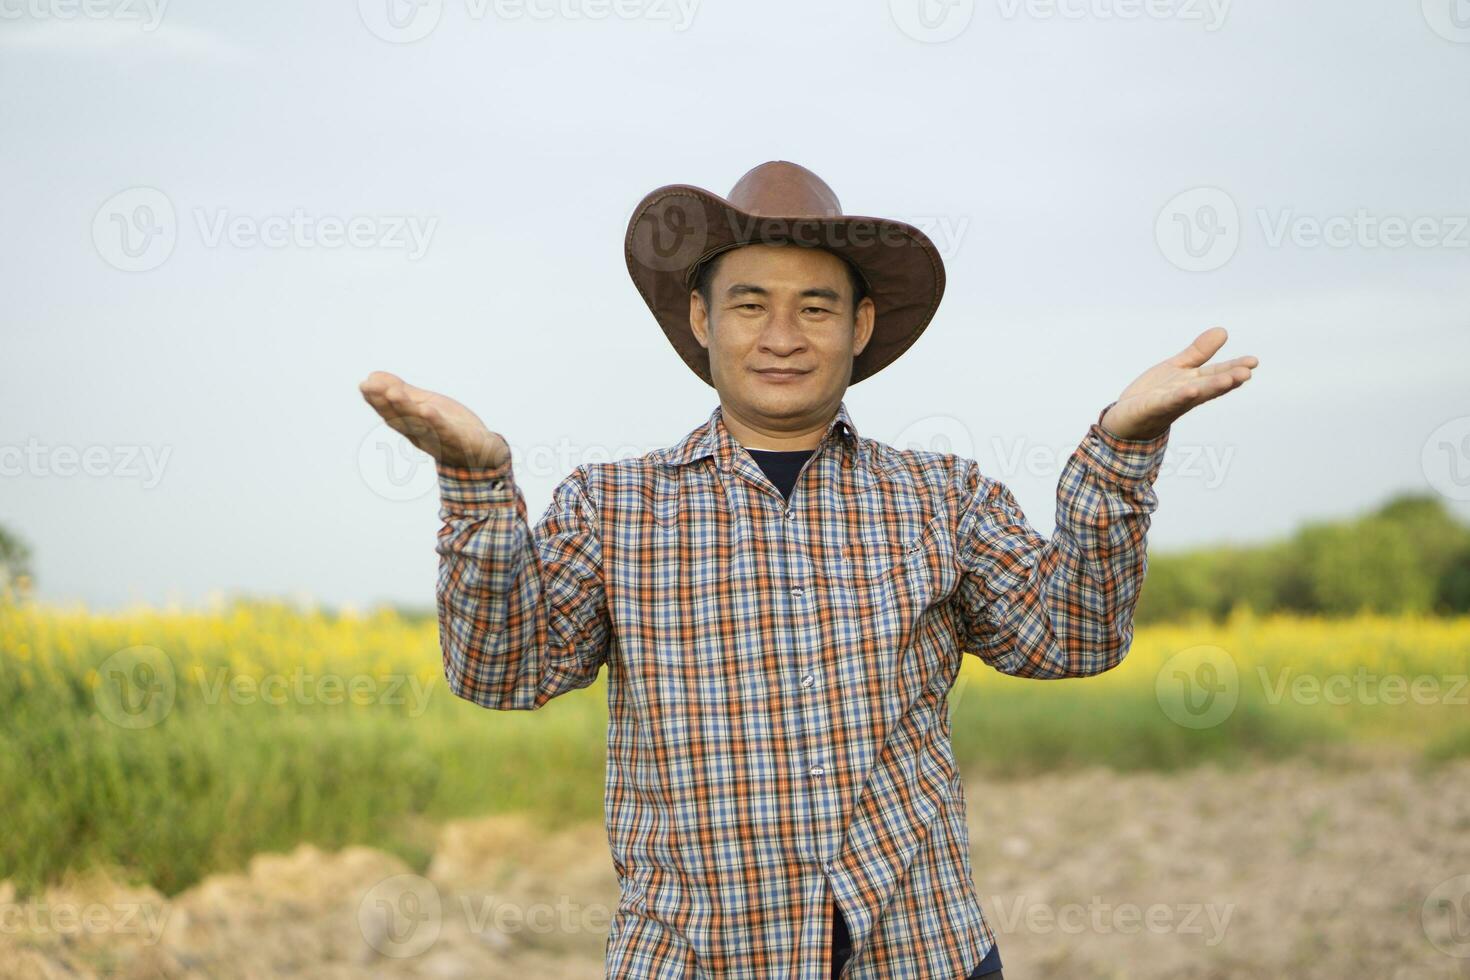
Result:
[784, 509, 796, 521]
[790, 586, 805, 597]
[800, 673, 815, 688]
[809, 764, 825, 777]
[823, 861, 835, 875]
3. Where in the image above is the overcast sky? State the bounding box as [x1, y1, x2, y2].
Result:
[2, 0, 1467, 610]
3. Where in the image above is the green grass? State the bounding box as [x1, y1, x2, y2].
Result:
[2, 602, 1466, 896]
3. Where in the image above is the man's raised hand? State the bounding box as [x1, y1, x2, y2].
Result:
[358, 371, 510, 470]
[1099, 327, 1258, 441]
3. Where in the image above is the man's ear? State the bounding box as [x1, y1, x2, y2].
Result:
[851, 296, 876, 357]
[689, 290, 711, 349]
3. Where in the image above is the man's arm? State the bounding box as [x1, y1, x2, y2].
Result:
[948, 326, 1258, 676]
[356, 370, 612, 711]
[950, 402, 1169, 678]
[435, 456, 611, 710]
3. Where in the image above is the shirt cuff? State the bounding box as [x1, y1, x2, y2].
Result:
[436, 455, 515, 510]
[1080, 401, 1170, 486]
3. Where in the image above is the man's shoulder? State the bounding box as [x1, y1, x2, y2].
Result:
[551, 452, 665, 502]
[863, 438, 972, 490]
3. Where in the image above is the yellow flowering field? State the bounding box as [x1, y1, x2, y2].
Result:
[2, 597, 1467, 895]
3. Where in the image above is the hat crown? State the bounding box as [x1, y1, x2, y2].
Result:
[726, 160, 842, 219]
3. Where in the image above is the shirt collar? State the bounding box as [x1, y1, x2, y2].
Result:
[656, 399, 865, 471]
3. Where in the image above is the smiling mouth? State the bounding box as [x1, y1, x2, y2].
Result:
[755, 368, 810, 377]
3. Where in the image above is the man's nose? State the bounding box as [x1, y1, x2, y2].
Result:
[759, 308, 805, 351]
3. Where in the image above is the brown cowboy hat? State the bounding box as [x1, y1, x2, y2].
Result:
[623, 160, 946, 388]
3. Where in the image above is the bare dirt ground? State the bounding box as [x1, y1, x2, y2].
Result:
[5, 755, 1469, 979]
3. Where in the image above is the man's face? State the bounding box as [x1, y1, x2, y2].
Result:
[689, 243, 876, 430]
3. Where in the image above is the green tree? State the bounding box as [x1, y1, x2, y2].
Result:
[1136, 492, 1470, 622]
[0, 524, 33, 594]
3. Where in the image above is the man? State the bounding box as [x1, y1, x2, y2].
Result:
[359, 161, 1257, 979]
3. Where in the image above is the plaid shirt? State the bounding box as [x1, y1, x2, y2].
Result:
[435, 398, 1169, 979]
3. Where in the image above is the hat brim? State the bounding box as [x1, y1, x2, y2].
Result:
[624, 183, 946, 388]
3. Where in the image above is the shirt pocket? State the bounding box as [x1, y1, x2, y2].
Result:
[839, 515, 951, 595]
[832, 515, 958, 650]
[894, 514, 959, 609]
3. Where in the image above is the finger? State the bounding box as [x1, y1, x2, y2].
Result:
[362, 387, 416, 426]
[364, 379, 434, 437]
[362, 373, 432, 415]
[1171, 326, 1229, 369]
[358, 370, 402, 398]
[359, 371, 409, 417]
[1196, 354, 1258, 378]
[380, 382, 423, 416]
[1174, 367, 1251, 408]
[360, 386, 400, 420]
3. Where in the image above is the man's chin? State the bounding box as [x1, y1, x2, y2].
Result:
[740, 385, 830, 419]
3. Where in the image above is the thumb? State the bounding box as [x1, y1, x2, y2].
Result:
[1173, 326, 1228, 369]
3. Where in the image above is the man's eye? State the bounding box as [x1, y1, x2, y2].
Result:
[804, 307, 834, 315]
[737, 303, 763, 311]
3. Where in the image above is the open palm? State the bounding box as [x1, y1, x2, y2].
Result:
[1100, 327, 1258, 441]
[358, 371, 509, 470]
